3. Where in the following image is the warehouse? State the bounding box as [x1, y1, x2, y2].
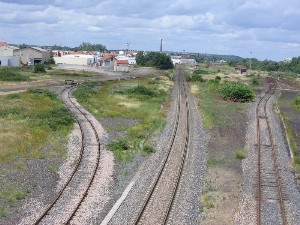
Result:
[13, 47, 50, 65]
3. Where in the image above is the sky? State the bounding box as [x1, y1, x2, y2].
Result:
[0, 0, 300, 61]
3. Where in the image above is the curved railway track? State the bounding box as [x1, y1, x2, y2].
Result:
[133, 66, 191, 224]
[256, 83, 288, 225]
[34, 85, 101, 225]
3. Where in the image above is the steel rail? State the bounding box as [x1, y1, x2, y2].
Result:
[134, 66, 190, 224]
[256, 85, 287, 225]
[34, 85, 101, 225]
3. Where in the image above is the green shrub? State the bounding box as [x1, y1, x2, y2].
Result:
[251, 76, 260, 85]
[295, 96, 300, 111]
[143, 145, 155, 154]
[234, 149, 246, 160]
[215, 76, 221, 81]
[109, 139, 130, 152]
[34, 63, 46, 73]
[219, 81, 255, 101]
[127, 85, 158, 97]
[187, 72, 205, 82]
[207, 79, 220, 92]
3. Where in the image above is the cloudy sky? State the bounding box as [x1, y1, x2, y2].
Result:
[0, 0, 300, 61]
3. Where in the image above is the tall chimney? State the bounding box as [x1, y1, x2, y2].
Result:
[160, 39, 162, 52]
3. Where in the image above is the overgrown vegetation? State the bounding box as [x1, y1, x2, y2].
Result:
[0, 68, 28, 81]
[218, 81, 255, 101]
[190, 82, 248, 129]
[73, 75, 173, 162]
[295, 95, 300, 111]
[0, 89, 74, 162]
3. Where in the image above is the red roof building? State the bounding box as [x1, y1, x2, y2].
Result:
[0, 42, 8, 47]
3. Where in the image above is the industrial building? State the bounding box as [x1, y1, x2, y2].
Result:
[13, 47, 50, 65]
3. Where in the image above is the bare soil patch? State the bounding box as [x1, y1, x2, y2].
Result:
[201, 101, 247, 224]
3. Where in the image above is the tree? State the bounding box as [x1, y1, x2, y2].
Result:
[77, 42, 106, 52]
[136, 52, 174, 70]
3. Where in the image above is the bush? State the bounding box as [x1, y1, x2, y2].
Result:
[127, 85, 159, 97]
[219, 81, 255, 101]
[109, 139, 130, 152]
[34, 63, 46, 73]
[143, 145, 155, 154]
[251, 76, 260, 85]
[207, 79, 220, 92]
[187, 72, 205, 82]
[234, 149, 246, 160]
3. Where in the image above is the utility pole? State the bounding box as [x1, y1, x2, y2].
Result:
[127, 42, 130, 52]
[250, 51, 252, 70]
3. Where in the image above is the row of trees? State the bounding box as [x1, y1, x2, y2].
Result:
[50, 42, 107, 52]
[136, 51, 174, 70]
[228, 57, 300, 73]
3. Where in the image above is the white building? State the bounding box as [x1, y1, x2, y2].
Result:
[0, 56, 20, 66]
[54, 54, 96, 65]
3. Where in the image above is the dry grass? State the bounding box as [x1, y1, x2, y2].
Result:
[190, 84, 200, 95]
[115, 95, 141, 108]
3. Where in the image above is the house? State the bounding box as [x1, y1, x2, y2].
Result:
[100, 55, 114, 67]
[13, 47, 50, 64]
[114, 59, 129, 72]
[235, 65, 247, 74]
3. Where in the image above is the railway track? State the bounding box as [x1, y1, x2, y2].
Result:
[34, 85, 102, 225]
[133, 66, 191, 224]
[256, 84, 289, 225]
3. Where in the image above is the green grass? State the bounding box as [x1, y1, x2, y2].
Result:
[73, 76, 173, 162]
[0, 89, 74, 162]
[280, 111, 299, 167]
[295, 96, 300, 111]
[0, 182, 32, 218]
[0, 68, 29, 81]
[191, 82, 249, 129]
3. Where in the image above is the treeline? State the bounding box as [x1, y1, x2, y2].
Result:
[228, 57, 300, 73]
[192, 54, 243, 63]
[136, 51, 174, 70]
[50, 42, 107, 52]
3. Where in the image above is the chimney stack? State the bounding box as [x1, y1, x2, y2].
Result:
[160, 39, 162, 52]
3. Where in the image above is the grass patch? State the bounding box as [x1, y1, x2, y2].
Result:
[0, 183, 31, 204]
[0, 206, 9, 218]
[280, 110, 299, 167]
[0, 68, 28, 81]
[191, 82, 248, 129]
[0, 89, 74, 162]
[294, 95, 300, 111]
[74, 76, 173, 162]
